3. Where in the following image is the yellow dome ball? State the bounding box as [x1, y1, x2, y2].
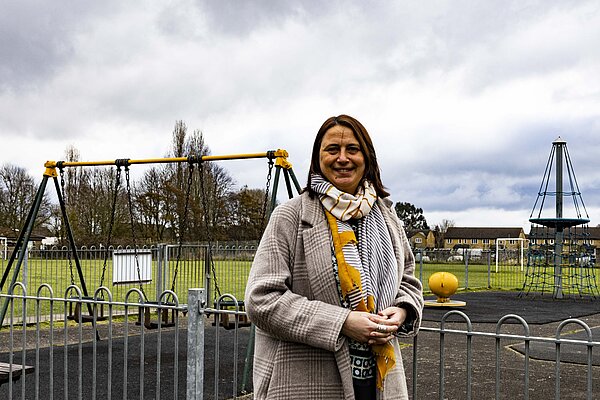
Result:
[428, 272, 459, 303]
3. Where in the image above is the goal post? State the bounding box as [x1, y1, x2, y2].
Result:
[495, 238, 528, 273]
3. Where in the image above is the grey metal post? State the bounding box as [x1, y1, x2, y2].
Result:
[487, 250, 491, 289]
[554, 230, 564, 299]
[554, 139, 564, 299]
[22, 245, 28, 290]
[555, 140, 564, 220]
[158, 244, 167, 301]
[241, 325, 255, 394]
[419, 250, 423, 283]
[187, 288, 206, 400]
[412, 335, 418, 399]
[465, 249, 469, 289]
[204, 246, 213, 308]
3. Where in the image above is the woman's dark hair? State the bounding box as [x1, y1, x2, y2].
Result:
[305, 114, 390, 198]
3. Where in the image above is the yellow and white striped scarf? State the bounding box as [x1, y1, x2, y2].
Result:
[311, 175, 377, 221]
[311, 174, 398, 389]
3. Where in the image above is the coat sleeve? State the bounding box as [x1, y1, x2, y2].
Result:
[387, 203, 424, 337]
[245, 201, 350, 352]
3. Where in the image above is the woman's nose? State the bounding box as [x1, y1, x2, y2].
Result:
[337, 150, 349, 162]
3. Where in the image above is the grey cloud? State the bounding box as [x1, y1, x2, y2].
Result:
[455, 2, 600, 92]
[2, 0, 600, 229]
[394, 120, 600, 216]
[194, 0, 316, 37]
[408, 174, 535, 211]
[0, 1, 121, 91]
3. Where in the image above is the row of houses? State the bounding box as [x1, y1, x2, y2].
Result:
[3, 225, 599, 254]
[408, 226, 600, 250]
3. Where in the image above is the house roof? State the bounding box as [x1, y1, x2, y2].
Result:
[406, 229, 431, 238]
[528, 225, 600, 240]
[0, 227, 48, 240]
[445, 227, 524, 239]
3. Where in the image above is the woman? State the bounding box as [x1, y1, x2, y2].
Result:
[245, 114, 423, 399]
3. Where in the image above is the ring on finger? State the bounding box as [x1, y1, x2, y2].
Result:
[377, 324, 386, 333]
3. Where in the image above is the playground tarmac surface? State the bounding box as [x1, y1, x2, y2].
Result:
[422, 290, 600, 324]
[0, 321, 253, 400]
[1, 291, 599, 399]
[411, 291, 600, 399]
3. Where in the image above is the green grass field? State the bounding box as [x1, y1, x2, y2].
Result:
[0, 257, 252, 318]
[416, 262, 526, 292]
[2, 257, 598, 320]
[4, 257, 597, 298]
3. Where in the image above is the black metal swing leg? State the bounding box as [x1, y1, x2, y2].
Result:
[0, 175, 50, 327]
[53, 177, 102, 341]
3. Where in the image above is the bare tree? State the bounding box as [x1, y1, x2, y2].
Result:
[225, 186, 267, 240]
[135, 166, 173, 242]
[132, 122, 235, 243]
[433, 219, 455, 248]
[56, 147, 129, 246]
[184, 127, 234, 241]
[0, 163, 51, 232]
[53, 121, 263, 245]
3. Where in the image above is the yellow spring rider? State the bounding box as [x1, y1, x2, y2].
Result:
[424, 271, 466, 307]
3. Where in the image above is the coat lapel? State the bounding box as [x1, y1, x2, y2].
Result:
[300, 194, 341, 306]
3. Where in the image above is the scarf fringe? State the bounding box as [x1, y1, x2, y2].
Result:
[372, 343, 396, 389]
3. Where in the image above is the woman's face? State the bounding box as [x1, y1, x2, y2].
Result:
[319, 125, 365, 194]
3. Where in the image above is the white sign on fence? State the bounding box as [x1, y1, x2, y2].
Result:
[112, 249, 152, 285]
[0, 236, 7, 260]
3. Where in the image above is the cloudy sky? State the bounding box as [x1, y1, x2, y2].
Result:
[2, 0, 600, 230]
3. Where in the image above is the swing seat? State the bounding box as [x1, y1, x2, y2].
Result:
[67, 296, 107, 323]
[216, 300, 250, 330]
[0, 362, 35, 386]
[136, 301, 177, 329]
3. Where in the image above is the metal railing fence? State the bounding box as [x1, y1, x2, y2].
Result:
[1, 284, 187, 400]
[0, 245, 255, 324]
[2, 285, 599, 399]
[407, 310, 599, 400]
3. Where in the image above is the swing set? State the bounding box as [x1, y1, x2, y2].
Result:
[0, 149, 301, 329]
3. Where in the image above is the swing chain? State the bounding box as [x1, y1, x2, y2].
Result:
[171, 162, 194, 293]
[260, 156, 275, 234]
[59, 165, 68, 204]
[99, 165, 122, 289]
[124, 163, 148, 300]
[58, 166, 77, 286]
[198, 162, 221, 297]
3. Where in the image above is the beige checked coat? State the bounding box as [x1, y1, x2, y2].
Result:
[245, 192, 423, 400]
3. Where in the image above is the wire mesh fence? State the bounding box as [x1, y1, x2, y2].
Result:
[414, 248, 562, 292]
[0, 244, 256, 325]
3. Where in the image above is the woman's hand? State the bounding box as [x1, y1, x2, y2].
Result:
[341, 308, 405, 345]
[378, 306, 407, 329]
